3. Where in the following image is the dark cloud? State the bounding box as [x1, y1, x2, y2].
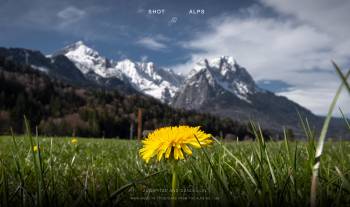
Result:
[0, 0, 348, 115]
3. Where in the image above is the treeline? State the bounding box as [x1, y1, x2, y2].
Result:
[0, 56, 272, 139]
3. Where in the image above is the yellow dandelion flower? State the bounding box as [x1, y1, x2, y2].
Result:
[33, 145, 39, 152]
[139, 126, 212, 163]
[71, 138, 78, 145]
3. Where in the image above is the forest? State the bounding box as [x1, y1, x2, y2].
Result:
[0, 56, 272, 139]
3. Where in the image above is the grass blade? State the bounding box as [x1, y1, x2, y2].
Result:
[332, 61, 350, 93]
[310, 67, 350, 207]
[107, 170, 164, 202]
[24, 116, 45, 207]
[335, 166, 350, 192]
[194, 135, 233, 201]
[339, 108, 350, 130]
[213, 137, 257, 186]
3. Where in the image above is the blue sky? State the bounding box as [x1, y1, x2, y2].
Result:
[1, 0, 350, 116]
[0, 0, 258, 65]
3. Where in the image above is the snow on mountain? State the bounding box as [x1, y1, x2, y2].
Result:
[186, 56, 257, 103]
[112, 59, 182, 103]
[171, 56, 333, 135]
[55, 41, 183, 103]
[55, 42, 258, 104]
[54, 41, 118, 78]
[30, 65, 49, 73]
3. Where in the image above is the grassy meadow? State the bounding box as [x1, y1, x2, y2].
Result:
[0, 135, 350, 206]
[0, 62, 349, 207]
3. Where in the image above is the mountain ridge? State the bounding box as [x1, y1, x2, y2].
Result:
[0, 55, 256, 138]
[0, 42, 347, 138]
[53, 41, 183, 103]
[172, 56, 347, 137]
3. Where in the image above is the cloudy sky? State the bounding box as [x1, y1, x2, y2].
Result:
[0, 0, 349, 116]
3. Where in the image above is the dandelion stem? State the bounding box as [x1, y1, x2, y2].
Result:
[171, 162, 177, 207]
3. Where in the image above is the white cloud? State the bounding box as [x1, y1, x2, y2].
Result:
[140, 55, 149, 62]
[278, 87, 350, 116]
[136, 36, 167, 51]
[177, 16, 346, 80]
[1, 3, 110, 41]
[172, 2, 350, 116]
[261, 0, 350, 39]
[57, 6, 85, 20]
[57, 6, 86, 28]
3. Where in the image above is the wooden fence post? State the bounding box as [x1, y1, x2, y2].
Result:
[137, 108, 142, 141]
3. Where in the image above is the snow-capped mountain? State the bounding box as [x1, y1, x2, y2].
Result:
[172, 56, 260, 109]
[55, 41, 183, 103]
[0, 47, 89, 85]
[112, 59, 183, 103]
[187, 56, 258, 103]
[172, 56, 322, 133]
[51, 43, 318, 133]
[0, 44, 346, 137]
[54, 41, 114, 78]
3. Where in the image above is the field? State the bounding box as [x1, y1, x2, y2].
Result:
[1, 134, 350, 207]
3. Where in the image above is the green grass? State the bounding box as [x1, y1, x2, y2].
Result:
[0, 136, 350, 206]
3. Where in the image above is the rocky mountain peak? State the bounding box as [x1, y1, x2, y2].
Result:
[184, 56, 257, 104]
[52, 41, 184, 102]
[53, 41, 110, 76]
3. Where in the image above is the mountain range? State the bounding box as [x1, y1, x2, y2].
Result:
[0, 41, 347, 137]
[53, 41, 184, 103]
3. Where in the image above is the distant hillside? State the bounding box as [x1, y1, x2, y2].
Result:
[172, 57, 348, 138]
[0, 55, 264, 139]
[0, 44, 347, 139]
